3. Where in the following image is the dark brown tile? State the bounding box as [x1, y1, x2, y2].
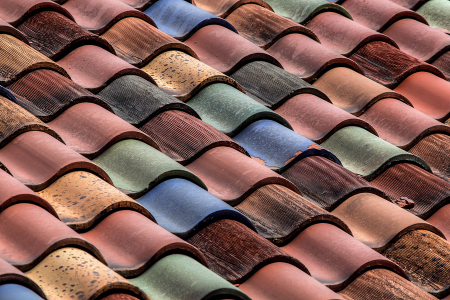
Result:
[57, 45, 155, 92]
[0, 131, 112, 191]
[187, 219, 307, 283]
[192, 0, 273, 18]
[186, 146, 300, 205]
[0, 17, 29, 44]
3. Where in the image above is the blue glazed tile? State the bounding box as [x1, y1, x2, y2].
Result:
[233, 119, 341, 171]
[0, 284, 44, 300]
[143, 0, 237, 40]
[137, 178, 256, 239]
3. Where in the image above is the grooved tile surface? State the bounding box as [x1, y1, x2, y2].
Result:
[0, 18, 29, 44]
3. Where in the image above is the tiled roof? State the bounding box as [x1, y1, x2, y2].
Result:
[3, 0, 450, 299]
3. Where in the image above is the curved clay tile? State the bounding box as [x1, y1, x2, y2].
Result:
[313, 67, 411, 116]
[230, 61, 329, 109]
[187, 219, 308, 283]
[97, 75, 198, 127]
[264, 0, 352, 24]
[92, 139, 206, 198]
[382, 229, 450, 297]
[341, 0, 428, 32]
[338, 268, 438, 300]
[388, 0, 427, 9]
[383, 18, 450, 63]
[306, 12, 398, 57]
[37, 171, 153, 231]
[225, 4, 319, 49]
[417, 0, 450, 32]
[394, 71, 450, 121]
[332, 193, 443, 251]
[48, 103, 159, 159]
[192, 0, 273, 18]
[432, 50, 450, 79]
[101, 17, 196, 68]
[0, 18, 28, 44]
[235, 184, 350, 245]
[187, 83, 291, 136]
[137, 178, 255, 239]
[57, 45, 155, 93]
[17, 10, 115, 60]
[7, 69, 113, 122]
[321, 126, 431, 181]
[0, 203, 105, 271]
[427, 204, 450, 240]
[116, 0, 156, 11]
[0, 169, 57, 217]
[185, 24, 281, 75]
[0, 34, 69, 85]
[141, 50, 243, 101]
[282, 156, 387, 211]
[80, 210, 206, 277]
[0, 259, 47, 299]
[275, 94, 377, 144]
[139, 110, 249, 165]
[0, 0, 74, 26]
[186, 147, 300, 205]
[408, 134, 450, 183]
[371, 163, 450, 219]
[25, 248, 147, 300]
[238, 262, 344, 300]
[0, 284, 45, 300]
[266, 33, 364, 81]
[99, 294, 140, 300]
[233, 120, 340, 171]
[143, 0, 237, 41]
[282, 223, 407, 291]
[0, 95, 63, 148]
[62, 0, 155, 34]
[358, 98, 450, 150]
[0, 131, 112, 191]
[130, 254, 250, 300]
[350, 41, 446, 88]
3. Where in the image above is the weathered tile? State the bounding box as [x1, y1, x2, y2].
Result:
[417, 0, 450, 32]
[192, 0, 273, 18]
[0, 17, 29, 44]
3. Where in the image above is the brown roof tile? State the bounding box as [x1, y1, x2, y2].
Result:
[0, 17, 29, 44]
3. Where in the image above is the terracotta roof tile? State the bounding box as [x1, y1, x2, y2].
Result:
[389, 0, 427, 9]
[192, 0, 273, 18]
[0, 18, 29, 44]
[427, 204, 450, 240]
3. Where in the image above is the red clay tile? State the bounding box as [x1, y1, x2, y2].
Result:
[225, 4, 318, 50]
[99, 294, 140, 300]
[350, 41, 446, 88]
[358, 98, 450, 149]
[185, 24, 281, 75]
[0, 203, 105, 271]
[275, 93, 376, 143]
[101, 17, 196, 67]
[427, 204, 450, 240]
[313, 67, 410, 115]
[187, 219, 308, 283]
[0, 131, 112, 191]
[394, 71, 450, 121]
[281, 223, 407, 290]
[48, 103, 159, 159]
[186, 146, 300, 205]
[7, 69, 113, 122]
[306, 12, 398, 56]
[139, 110, 248, 165]
[0, 0, 74, 26]
[432, 50, 450, 79]
[192, 0, 273, 18]
[57, 45, 155, 92]
[81, 210, 206, 277]
[0, 169, 57, 217]
[387, 0, 426, 9]
[238, 262, 344, 300]
[383, 18, 450, 63]
[17, 10, 115, 60]
[0, 18, 29, 44]
[0, 257, 46, 299]
[371, 163, 450, 219]
[266, 33, 364, 82]
[62, 0, 156, 34]
[341, 0, 428, 32]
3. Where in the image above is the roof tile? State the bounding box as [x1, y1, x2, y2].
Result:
[0, 284, 44, 300]
[192, 0, 273, 18]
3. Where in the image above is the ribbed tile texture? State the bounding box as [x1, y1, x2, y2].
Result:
[187, 219, 306, 283]
[140, 110, 247, 164]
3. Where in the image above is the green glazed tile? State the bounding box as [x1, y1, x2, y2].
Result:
[93, 139, 206, 197]
[186, 83, 291, 136]
[130, 254, 250, 300]
[321, 126, 431, 181]
[417, 0, 450, 32]
[264, 0, 352, 24]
